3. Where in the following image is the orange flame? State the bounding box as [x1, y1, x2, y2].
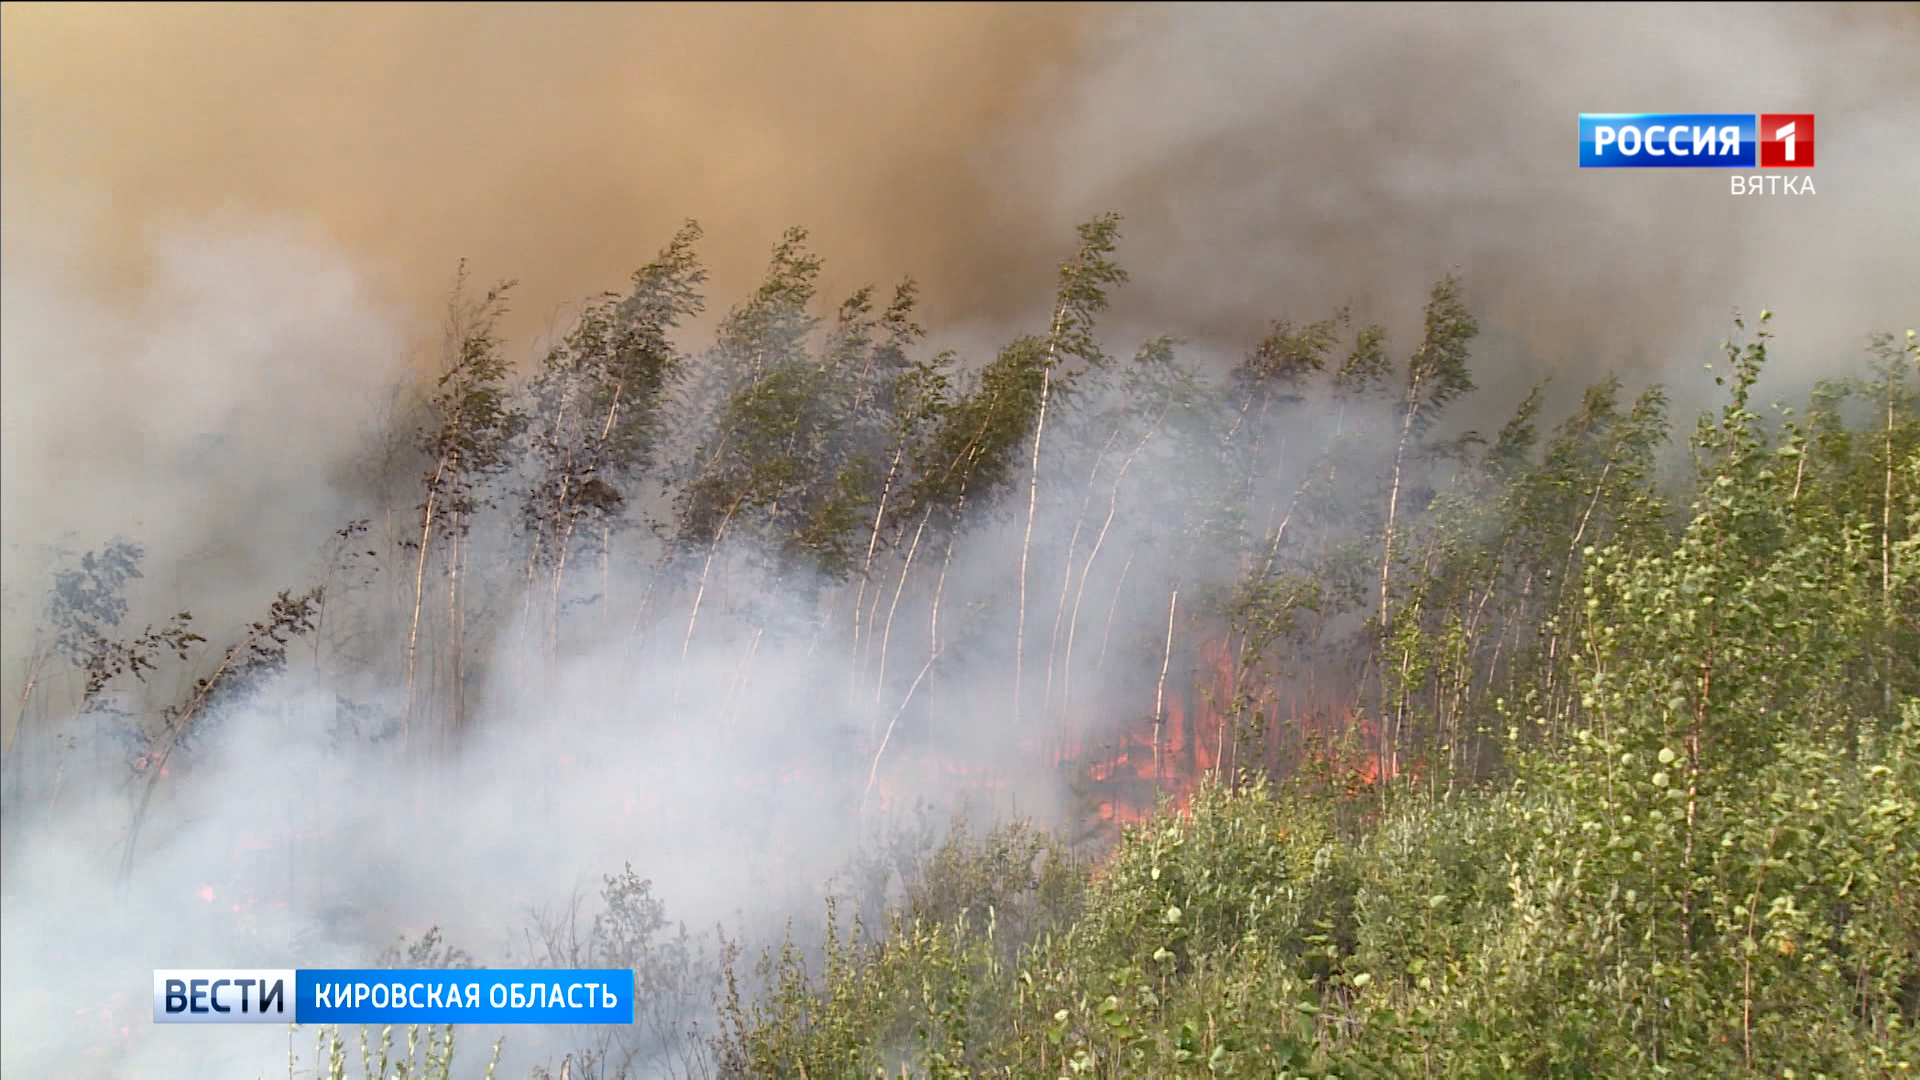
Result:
[1058, 628, 1397, 831]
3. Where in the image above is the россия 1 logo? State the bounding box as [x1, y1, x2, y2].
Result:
[1579, 114, 1814, 168]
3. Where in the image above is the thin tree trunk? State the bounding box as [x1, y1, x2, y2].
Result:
[1682, 648, 1712, 957]
[5, 645, 49, 756]
[592, 380, 624, 638]
[403, 459, 448, 747]
[448, 516, 463, 740]
[1885, 374, 1897, 716]
[720, 624, 765, 730]
[519, 528, 546, 690]
[851, 447, 905, 696]
[549, 529, 572, 668]
[675, 499, 745, 704]
[930, 504, 962, 652]
[546, 450, 585, 669]
[1378, 401, 1419, 629]
[874, 506, 932, 705]
[600, 525, 612, 631]
[1045, 514, 1090, 726]
[861, 559, 891, 685]
[861, 649, 939, 813]
[1153, 587, 1178, 797]
[1013, 301, 1072, 728]
[541, 378, 586, 675]
[1045, 427, 1122, 727]
[1095, 551, 1135, 674]
[1540, 459, 1618, 699]
[1061, 412, 1164, 731]
[1888, 371, 1898, 604]
[1013, 364, 1052, 730]
[624, 550, 674, 654]
[866, 497, 963, 786]
[1373, 388, 1425, 799]
[1740, 838, 1776, 1073]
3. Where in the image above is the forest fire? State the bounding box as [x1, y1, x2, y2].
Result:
[856, 621, 1400, 836]
[1051, 633, 1391, 829]
[1, 5, 1912, 1077]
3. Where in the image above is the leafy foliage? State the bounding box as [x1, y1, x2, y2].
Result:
[523, 222, 707, 576]
[422, 267, 528, 528]
[35, 540, 203, 708]
[710, 322, 1920, 1079]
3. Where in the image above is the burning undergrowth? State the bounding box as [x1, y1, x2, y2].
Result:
[0, 213, 1467, 1070]
[2, 206, 1913, 1078]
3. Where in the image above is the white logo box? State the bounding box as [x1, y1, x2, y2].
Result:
[153, 970, 296, 1023]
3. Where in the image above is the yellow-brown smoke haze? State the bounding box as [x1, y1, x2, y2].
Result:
[2, 1, 1917, 598]
[5, 2, 1914, 375]
[1, 2, 1089, 329]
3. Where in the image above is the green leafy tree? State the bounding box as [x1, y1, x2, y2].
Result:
[404, 267, 525, 741]
[522, 223, 706, 654]
[1014, 214, 1129, 730]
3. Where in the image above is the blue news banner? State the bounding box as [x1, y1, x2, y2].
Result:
[1579, 113, 1756, 168]
[154, 969, 634, 1025]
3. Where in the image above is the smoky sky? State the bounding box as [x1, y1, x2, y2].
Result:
[6, 3, 1913, 349]
[0, 2, 1089, 330]
[6, 1, 1914, 592]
